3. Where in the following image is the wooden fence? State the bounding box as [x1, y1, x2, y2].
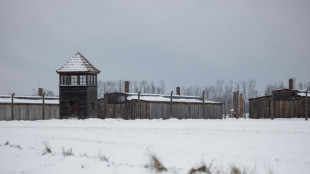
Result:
[0, 95, 59, 121]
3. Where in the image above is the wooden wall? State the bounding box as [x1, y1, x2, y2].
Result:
[0, 104, 59, 120]
[249, 96, 309, 119]
[99, 99, 223, 119]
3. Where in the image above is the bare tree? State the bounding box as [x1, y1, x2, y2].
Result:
[298, 81, 304, 90]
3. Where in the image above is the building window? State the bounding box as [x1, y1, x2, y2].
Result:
[87, 75, 91, 85]
[86, 74, 97, 86]
[71, 75, 77, 85]
[92, 102, 95, 109]
[80, 75, 86, 85]
[60, 75, 68, 86]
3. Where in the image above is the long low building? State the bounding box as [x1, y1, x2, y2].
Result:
[98, 92, 223, 119]
[249, 79, 309, 119]
[0, 95, 59, 120]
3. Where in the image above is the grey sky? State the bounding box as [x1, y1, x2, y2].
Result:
[0, 0, 309, 95]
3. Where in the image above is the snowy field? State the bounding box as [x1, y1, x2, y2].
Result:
[0, 118, 309, 174]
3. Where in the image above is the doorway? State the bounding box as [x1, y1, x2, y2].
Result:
[70, 101, 78, 116]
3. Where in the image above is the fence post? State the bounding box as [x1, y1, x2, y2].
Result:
[202, 91, 205, 119]
[271, 91, 274, 120]
[244, 102, 246, 119]
[170, 91, 173, 119]
[306, 90, 308, 121]
[224, 101, 226, 119]
[236, 90, 239, 119]
[11, 93, 15, 120]
[105, 92, 108, 118]
[42, 93, 45, 120]
[138, 91, 141, 119]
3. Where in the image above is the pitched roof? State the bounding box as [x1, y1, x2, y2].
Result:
[56, 52, 100, 73]
[108, 92, 222, 104]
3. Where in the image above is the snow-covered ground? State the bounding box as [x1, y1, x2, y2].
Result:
[0, 118, 309, 174]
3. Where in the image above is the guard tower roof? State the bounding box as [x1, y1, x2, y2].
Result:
[56, 52, 100, 74]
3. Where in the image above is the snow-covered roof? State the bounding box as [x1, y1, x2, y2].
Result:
[249, 89, 309, 100]
[56, 52, 100, 73]
[297, 90, 310, 97]
[0, 95, 59, 105]
[124, 93, 221, 104]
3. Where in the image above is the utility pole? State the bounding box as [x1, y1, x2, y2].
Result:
[11, 93, 15, 120]
[170, 91, 173, 119]
[202, 91, 205, 119]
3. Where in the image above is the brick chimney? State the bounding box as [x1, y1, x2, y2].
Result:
[289, 78, 293, 90]
[38, 88, 43, 96]
[125, 81, 129, 93]
[176, 87, 180, 95]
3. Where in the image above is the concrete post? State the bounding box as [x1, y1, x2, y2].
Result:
[105, 92, 108, 118]
[228, 100, 231, 117]
[202, 91, 205, 119]
[244, 102, 246, 119]
[170, 91, 173, 119]
[11, 93, 15, 120]
[224, 101, 226, 119]
[240, 94, 243, 118]
[306, 90, 308, 121]
[236, 90, 239, 119]
[271, 91, 274, 120]
[138, 91, 141, 119]
[42, 93, 45, 120]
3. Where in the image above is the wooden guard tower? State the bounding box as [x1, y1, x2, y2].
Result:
[56, 52, 101, 119]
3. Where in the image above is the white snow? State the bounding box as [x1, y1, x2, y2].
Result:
[0, 119, 309, 174]
[297, 90, 309, 97]
[57, 52, 100, 73]
[125, 93, 221, 104]
[0, 95, 59, 105]
[127, 95, 219, 104]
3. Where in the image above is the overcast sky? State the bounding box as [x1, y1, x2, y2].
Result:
[0, 0, 309, 96]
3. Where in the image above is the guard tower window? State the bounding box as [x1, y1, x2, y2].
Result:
[87, 75, 91, 85]
[60, 75, 68, 86]
[71, 75, 77, 85]
[80, 75, 86, 85]
[87, 74, 97, 86]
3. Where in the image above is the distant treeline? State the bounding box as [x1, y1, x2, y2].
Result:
[98, 80, 166, 98]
